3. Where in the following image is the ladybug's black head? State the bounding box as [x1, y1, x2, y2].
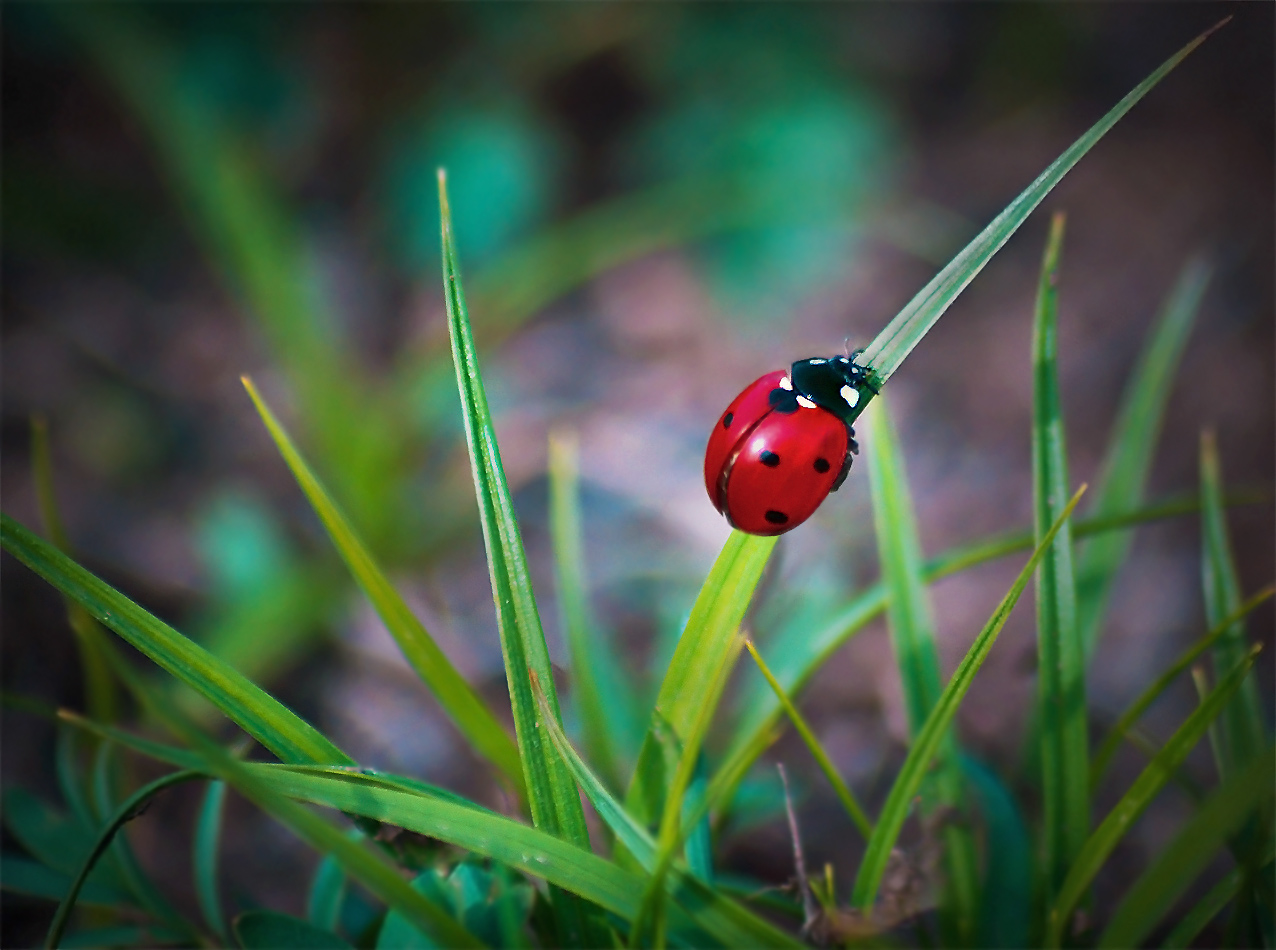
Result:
[789, 355, 874, 422]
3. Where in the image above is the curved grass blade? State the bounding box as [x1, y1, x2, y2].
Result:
[548, 429, 641, 786]
[1098, 745, 1275, 949]
[1030, 213, 1088, 903]
[307, 852, 349, 935]
[865, 395, 978, 939]
[712, 489, 1257, 814]
[530, 673, 804, 949]
[852, 485, 1086, 915]
[1076, 260, 1212, 660]
[1200, 431, 1267, 778]
[628, 529, 777, 836]
[744, 640, 872, 840]
[45, 769, 205, 949]
[857, 22, 1227, 388]
[963, 756, 1031, 950]
[1160, 864, 1250, 949]
[1, 513, 351, 766]
[1091, 586, 1274, 791]
[242, 376, 523, 796]
[193, 780, 229, 944]
[439, 171, 598, 947]
[1044, 644, 1263, 947]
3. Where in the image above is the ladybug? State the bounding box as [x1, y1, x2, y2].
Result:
[704, 355, 875, 535]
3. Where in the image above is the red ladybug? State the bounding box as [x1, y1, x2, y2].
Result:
[704, 356, 874, 535]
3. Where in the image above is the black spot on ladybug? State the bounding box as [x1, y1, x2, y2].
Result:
[768, 388, 799, 413]
[722, 412, 733, 429]
[760, 450, 780, 467]
[813, 457, 830, 473]
[765, 510, 789, 525]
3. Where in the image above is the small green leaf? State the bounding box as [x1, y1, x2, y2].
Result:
[307, 852, 349, 935]
[857, 23, 1225, 387]
[548, 429, 642, 786]
[194, 780, 229, 943]
[235, 910, 355, 949]
[439, 170, 598, 947]
[0, 513, 351, 767]
[1045, 644, 1262, 947]
[1075, 259, 1212, 659]
[1098, 746, 1275, 949]
[1030, 212, 1089, 905]
[744, 640, 873, 840]
[242, 376, 524, 796]
[852, 485, 1086, 915]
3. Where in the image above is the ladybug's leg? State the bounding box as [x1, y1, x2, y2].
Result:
[830, 425, 856, 493]
[847, 425, 860, 456]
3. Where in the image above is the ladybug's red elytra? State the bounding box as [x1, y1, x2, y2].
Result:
[704, 355, 873, 536]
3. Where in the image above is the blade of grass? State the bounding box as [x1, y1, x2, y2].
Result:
[1044, 643, 1263, 947]
[307, 852, 349, 935]
[1091, 585, 1274, 791]
[1200, 431, 1267, 778]
[1031, 212, 1089, 905]
[964, 756, 1032, 950]
[857, 22, 1227, 388]
[865, 394, 978, 940]
[193, 780, 229, 944]
[31, 416, 117, 723]
[45, 769, 205, 950]
[1075, 260, 1212, 660]
[2, 514, 351, 766]
[1098, 746, 1275, 949]
[852, 485, 1086, 915]
[548, 429, 641, 787]
[744, 640, 873, 840]
[439, 170, 598, 947]
[241, 376, 523, 797]
[1159, 864, 1249, 949]
[530, 672, 804, 949]
[627, 530, 777, 836]
[713, 490, 1261, 816]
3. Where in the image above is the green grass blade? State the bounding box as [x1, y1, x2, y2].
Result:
[852, 485, 1086, 915]
[548, 429, 641, 787]
[307, 852, 349, 935]
[1075, 260, 1212, 660]
[1, 513, 351, 766]
[530, 673, 804, 949]
[857, 22, 1225, 387]
[1091, 586, 1274, 791]
[744, 640, 873, 840]
[1044, 643, 1262, 947]
[865, 394, 978, 939]
[628, 530, 777, 831]
[1031, 212, 1089, 903]
[193, 780, 229, 944]
[964, 756, 1032, 950]
[241, 376, 523, 796]
[1160, 865, 1247, 949]
[235, 910, 353, 949]
[1098, 746, 1275, 949]
[1200, 431, 1267, 778]
[439, 171, 598, 947]
[45, 769, 204, 950]
[712, 490, 1248, 816]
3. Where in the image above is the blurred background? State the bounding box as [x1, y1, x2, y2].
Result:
[3, 3, 1272, 945]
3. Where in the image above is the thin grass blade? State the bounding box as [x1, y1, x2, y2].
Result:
[242, 376, 523, 795]
[857, 23, 1226, 387]
[1098, 746, 1275, 949]
[1160, 865, 1248, 949]
[1200, 431, 1267, 778]
[744, 640, 873, 840]
[193, 780, 229, 944]
[964, 756, 1032, 950]
[852, 485, 1086, 914]
[865, 395, 978, 938]
[1, 514, 351, 766]
[439, 171, 598, 946]
[1075, 260, 1212, 660]
[1091, 586, 1274, 791]
[1045, 643, 1263, 947]
[307, 853, 349, 935]
[1030, 213, 1089, 905]
[548, 429, 641, 787]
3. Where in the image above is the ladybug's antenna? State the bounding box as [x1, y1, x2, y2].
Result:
[842, 336, 853, 358]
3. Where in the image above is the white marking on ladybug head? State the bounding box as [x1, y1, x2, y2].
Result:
[796, 395, 818, 409]
[779, 376, 793, 390]
[840, 385, 859, 408]
[809, 358, 826, 364]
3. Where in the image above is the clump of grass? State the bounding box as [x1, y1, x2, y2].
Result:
[3, 20, 1270, 950]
